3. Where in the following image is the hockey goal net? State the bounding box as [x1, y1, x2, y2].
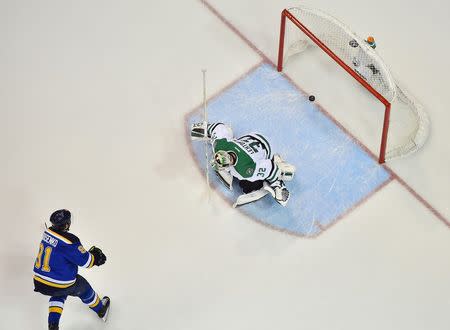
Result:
[277, 6, 429, 163]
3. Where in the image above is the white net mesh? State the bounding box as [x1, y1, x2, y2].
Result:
[387, 83, 430, 160]
[282, 6, 429, 161]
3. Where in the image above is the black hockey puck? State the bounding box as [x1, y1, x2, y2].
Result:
[309, 95, 315, 102]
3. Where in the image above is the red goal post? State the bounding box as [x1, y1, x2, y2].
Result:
[277, 7, 429, 164]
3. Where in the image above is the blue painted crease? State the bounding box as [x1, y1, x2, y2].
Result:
[188, 63, 390, 236]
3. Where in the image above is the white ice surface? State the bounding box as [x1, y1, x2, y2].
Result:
[1, 1, 449, 329]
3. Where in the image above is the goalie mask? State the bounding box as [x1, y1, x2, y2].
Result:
[213, 150, 233, 170]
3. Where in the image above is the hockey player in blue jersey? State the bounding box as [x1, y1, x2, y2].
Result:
[33, 209, 110, 330]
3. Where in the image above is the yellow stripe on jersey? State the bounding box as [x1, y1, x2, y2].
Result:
[89, 296, 100, 308]
[88, 253, 95, 268]
[34, 275, 75, 289]
[46, 229, 72, 244]
[49, 307, 63, 314]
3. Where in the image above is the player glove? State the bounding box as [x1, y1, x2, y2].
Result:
[89, 246, 107, 266]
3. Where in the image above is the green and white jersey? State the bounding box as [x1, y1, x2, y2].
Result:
[208, 123, 280, 183]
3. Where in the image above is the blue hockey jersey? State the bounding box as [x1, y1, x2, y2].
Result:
[33, 228, 95, 289]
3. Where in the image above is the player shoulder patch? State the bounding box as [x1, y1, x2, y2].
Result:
[246, 168, 254, 176]
[78, 245, 87, 253]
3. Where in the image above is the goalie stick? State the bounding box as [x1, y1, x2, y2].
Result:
[201, 69, 210, 196]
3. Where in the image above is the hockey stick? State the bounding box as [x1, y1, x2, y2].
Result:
[202, 69, 210, 197]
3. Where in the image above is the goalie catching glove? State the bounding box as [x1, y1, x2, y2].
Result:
[89, 246, 107, 266]
[265, 180, 290, 207]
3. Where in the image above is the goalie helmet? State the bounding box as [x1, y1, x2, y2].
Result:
[213, 150, 233, 170]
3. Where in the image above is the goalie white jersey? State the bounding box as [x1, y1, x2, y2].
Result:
[208, 123, 280, 183]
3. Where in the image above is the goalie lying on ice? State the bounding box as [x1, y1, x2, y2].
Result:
[191, 122, 295, 207]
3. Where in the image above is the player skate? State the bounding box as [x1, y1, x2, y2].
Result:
[191, 122, 295, 207]
[97, 296, 111, 322]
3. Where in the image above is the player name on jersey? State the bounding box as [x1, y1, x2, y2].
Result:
[235, 138, 259, 155]
[42, 232, 59, 247]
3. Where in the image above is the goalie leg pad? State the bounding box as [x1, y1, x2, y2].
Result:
[238, 180, 264, 194]
[233, 188, 269, 208]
